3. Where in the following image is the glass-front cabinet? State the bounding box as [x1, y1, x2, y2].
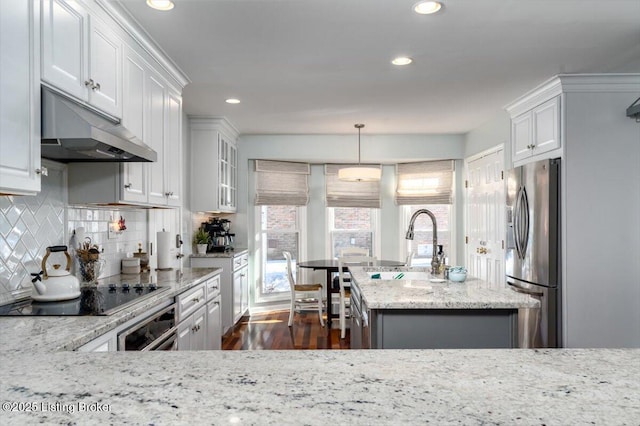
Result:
[190, 117, 239, 213]
[218, 134, 237, 212]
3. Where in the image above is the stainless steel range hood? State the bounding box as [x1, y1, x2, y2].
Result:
[41, 88, 157, 162]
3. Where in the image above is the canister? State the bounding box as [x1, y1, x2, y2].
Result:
[121, 257, 141, 274]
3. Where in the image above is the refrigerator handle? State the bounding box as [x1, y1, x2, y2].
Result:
[515, 186, 530, 260]
[514, 187, 523, 259]
[507, 280, 544, 297]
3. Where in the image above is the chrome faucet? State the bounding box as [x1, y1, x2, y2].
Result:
[405, 209, 440, 274]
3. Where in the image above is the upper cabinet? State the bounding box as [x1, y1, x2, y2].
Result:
[41, 0, 122, 118]
[68, 83, 182, 207]
[190, 118, 240, 213]
[0, 0, 41, 195]
[510, 96, 560, 164]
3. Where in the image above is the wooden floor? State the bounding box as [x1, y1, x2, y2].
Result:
[222, 310, 350, 350]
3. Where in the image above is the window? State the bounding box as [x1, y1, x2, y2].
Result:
[404, 204, 453, 267]
[254, 160, 310, 303]
[328, 207, 377, 258]
[257, 205, 303, 301]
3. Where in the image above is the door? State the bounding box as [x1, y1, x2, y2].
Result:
[41, 0, 88, 100]
[465, 148, 505, 287]
[191, 306, 207, 350]
[532, 97, 560, 155]
[146, 72, 166, 205]
[121, 47, 147, 203]
[233, 268, 243, 323]
[0, 0, 41, 194]
[511, 112, 532, 163]
[164, 92, 182, 207]
[88, 19, 121, 117]
[508, 159, 559, 288]
[206, 297, 221, 350]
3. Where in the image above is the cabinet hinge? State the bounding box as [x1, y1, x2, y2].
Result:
[465, 236, 469, 244]
[502, 240, 505, 249]
[465, 180, 468, 189]
[501, 170, 504, 180]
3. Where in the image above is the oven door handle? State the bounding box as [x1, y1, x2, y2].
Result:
[142, 325, 178, 351]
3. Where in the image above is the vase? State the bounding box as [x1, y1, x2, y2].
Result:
[196, 244, 208, 255]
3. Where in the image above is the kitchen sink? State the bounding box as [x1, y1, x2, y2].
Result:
[370, 271, 432, 280]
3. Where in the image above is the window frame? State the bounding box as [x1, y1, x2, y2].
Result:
[254, 205, 307, 304]
[326, 207, 380, 259]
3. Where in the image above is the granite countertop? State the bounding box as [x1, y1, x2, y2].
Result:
[0, 267, 221, 352]
[1, 349, 638, 424]
[190, 247, 249, 258]
[350, 267, 539, 309]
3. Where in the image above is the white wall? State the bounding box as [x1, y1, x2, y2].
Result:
[562, 90, 640, 347]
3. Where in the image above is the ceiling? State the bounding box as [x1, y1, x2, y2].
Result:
[116, 0, 640, 135]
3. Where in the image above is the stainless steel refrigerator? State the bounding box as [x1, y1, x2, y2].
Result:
[506, 158, 560, 348]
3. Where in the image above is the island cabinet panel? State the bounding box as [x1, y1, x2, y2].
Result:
[369, 309, 518, 349]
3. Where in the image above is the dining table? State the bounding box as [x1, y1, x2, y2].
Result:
[297, 259, 406, 326]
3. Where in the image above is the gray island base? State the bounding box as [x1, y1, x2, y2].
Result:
[349, 267, 539, 349]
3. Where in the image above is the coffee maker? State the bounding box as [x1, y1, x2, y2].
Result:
[203, 218, 235, 252]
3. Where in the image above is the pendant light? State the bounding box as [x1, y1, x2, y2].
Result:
[338, 124, 381, 182]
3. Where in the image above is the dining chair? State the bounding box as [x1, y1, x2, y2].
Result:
[337, 254, 376, 339]
[333, 247, 369, 289]
[283, 251, 324, 327]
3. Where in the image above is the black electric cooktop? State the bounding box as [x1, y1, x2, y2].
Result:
[0, 283, 170, 316]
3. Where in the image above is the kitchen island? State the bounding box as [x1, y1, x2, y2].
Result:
[0, 349, 638, 424]
[0, 268, 638, 424]
[348, 267, 539, 349]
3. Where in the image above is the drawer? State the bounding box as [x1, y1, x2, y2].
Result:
[233, 253, 248, 271]
[205, 275, 221, 301]
[176, 283, 206, 322]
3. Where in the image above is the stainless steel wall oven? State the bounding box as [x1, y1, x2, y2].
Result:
[117, 301, 177, 351]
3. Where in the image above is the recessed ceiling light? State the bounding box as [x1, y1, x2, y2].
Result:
[146, 0, 174, 11]
[225, 98, 241, 104]
[413, 1, 442, 15]
[392, 57, 413, 66]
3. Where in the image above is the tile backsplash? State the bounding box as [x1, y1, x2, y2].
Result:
[0, 164, 150, 306]
[0, 165, 65, 306]
[67, 207, 147, 280]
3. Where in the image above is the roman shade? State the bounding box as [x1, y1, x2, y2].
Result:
[395, 160, 454, 205]
[255, 160, 310, 206]
[325, 164, 382, 208]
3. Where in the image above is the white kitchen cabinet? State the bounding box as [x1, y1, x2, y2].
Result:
[121, 46, 148, 203]
[191, 251, 249, 334]
[147, 73, 167, 205]
[164, 92, 182, 207]
[190, 117, 239, 213]
[176, 282, 206, 351]
[177, 305, 207, 351]
[510, 96, 560, 165]
[233, 261, 249, 325]
[0, 0, 41, 195]
[146, 72, 182, 207]
[206, 295, 222, 350]
[41, 0, 122, 118]
[67, 77, 182, 207]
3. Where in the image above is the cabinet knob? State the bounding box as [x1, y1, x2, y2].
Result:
[35, 167, 48, 176]
[530, 143, 536, 149]
[84, 79, 94, 87]
[124, 183, 132, 189]
[92, 82, 101, 91]
[192, 297, 200, 303]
